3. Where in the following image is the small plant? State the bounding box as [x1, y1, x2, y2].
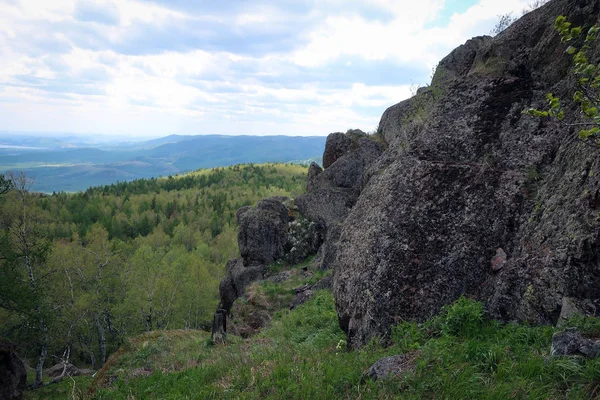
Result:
[525, 16, 600, 147]
[491, 13, 518, 36]
[391, 321, 427, 351]
[439, 296, 485, 338]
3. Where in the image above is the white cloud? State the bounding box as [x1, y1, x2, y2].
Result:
[0, 0, 539, 137]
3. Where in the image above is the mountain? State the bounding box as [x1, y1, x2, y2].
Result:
[0, 134, 326, 193]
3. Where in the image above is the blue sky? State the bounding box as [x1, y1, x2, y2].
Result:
[0, 0, 536, 138]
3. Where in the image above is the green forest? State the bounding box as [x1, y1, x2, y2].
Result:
[0, 163, 308, 387]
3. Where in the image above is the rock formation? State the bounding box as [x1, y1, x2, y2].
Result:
[217, 0, 600, 350]
[0, 341, 26, 400]
[219, 196, 323, 313]
[295, 131, 384, 269]
[331, 0, 600, 347]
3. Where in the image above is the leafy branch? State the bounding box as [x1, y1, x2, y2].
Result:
[525, 16, 600, 146]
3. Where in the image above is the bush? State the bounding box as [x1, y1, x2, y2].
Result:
[439, 296, 485, 338]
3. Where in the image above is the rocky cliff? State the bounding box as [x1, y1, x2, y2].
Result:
[218, 0, 600, 349]
[332, 0, 600, 347]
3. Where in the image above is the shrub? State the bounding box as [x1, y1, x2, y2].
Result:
[439, 296, 485, 338]
[525, 16, 600, 146]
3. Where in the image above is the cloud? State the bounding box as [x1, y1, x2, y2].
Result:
[74, 0, 120, 25]
[0, 0, 535, 137]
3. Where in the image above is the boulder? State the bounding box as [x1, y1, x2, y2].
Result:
[0, 341, 26, 400]
[219, 258, 265, 312]
[237, 197, 290, 266]
[551, 329, 600, 359]
[362, 353, 418, 382]
[296, 134, 384, 270]
[333, 0, 600, 347]
[322, 132, 353, 169]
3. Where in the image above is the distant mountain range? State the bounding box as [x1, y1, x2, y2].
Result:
[0, 133, 325, 193]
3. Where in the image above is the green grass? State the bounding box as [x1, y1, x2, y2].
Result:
[27, 293, 600, 399]
[23, 376, 93, 400]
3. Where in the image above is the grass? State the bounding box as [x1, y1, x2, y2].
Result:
[23, 376, 93, 400]
[26, 292, 600, 400]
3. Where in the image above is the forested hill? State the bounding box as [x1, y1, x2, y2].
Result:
[0, 163, 308, 386]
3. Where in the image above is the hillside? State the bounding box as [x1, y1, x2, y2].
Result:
[26, 265, 600, 399]
[6, 0, 600, 398]
[0, 163, 309, 393]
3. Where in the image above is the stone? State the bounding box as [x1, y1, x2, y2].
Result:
[551, 329, 600, 359]
[363, 353, 418, 382]
[0, 341, 26, 400]
[237, 197, 290, 266]
[322, 132, 353, 169]
[491, 248, 507, 271]
[219, 258, 265, 313]
[557, 297, 580, 326]
[296, 134, 383, 270]
[211, 309, 227, 344]
[266, 271, 292, 283]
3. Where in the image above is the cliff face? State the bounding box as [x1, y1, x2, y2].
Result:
[329, 0, 600, 347]
[217, 0, 600, 349]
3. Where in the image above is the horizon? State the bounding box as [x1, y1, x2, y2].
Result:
[1, 0, 537, 139]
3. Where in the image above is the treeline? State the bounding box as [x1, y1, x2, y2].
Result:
[0, 163, 308, 386]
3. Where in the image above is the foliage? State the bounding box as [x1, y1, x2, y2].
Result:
[525, 16, 600, 146]
[0, 173, 12, 196]
[491, 0, 550, 36]
[0, 163, 307, 386]
[490, 13, 517, 36]
[438, 295, 485, 338]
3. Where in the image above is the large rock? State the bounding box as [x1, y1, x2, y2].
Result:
[333, 0, 600, 347]
[219, 258, 265, 312]
[322, 132, 353, 169]
[297, 135, 384, 230]
[296, 133, 384, 269]
[551, 329, 600, 358]
[0, 341, 26, 400]
[237, 197, 290, 266]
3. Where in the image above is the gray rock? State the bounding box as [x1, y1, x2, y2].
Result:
[267, 270, 292, 283]
[237, 197, 290, 266]
[0, 341, 26, 400]
[219, 258, 265, 312]
[551, 329, 600, 359]
[363, 353, 418, 382]
[322, 132, 353, 169]
[306, 162, 323, 192]
[557, 297, 580, 326]
[296, 134, 384, 270]
[333, 0, 600, 348]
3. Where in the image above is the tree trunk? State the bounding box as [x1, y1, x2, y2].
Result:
[211, 309, 227, 344]
[34, 323, 47, 388]
[145, 303, 153, 332]
[95, 314, 106, 367]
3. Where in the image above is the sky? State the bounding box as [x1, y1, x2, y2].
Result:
[0, 0, 538, 138]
